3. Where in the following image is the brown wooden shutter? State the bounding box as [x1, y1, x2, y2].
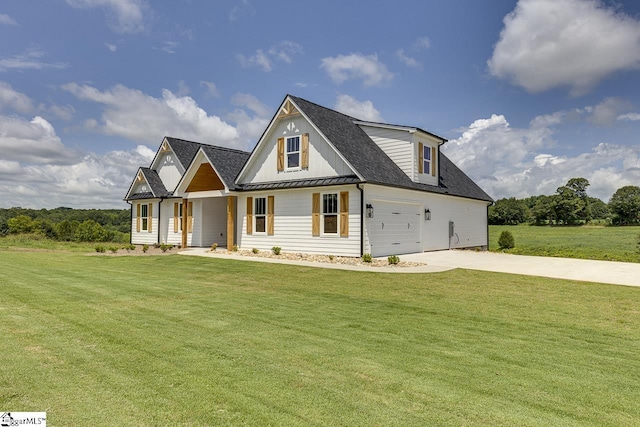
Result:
[148, 203, 153, 233]
[267, 195, 274, 235]
[246, 197, 253, 235]
[136, 203, 141, 232]
[418, 142, 424, 174]
[312, 193, 320, 237]
[431, 146, 437, 177]
[340, 191, 349, 237]
[173, 202, 179, 233]
[301, 133, 309, 169]
[188, 201, 193, 233]
[277, 138, 285, 171]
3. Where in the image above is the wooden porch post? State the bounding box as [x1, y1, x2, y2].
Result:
[227, 196, 236, 249]
[182, 198, 188, 248]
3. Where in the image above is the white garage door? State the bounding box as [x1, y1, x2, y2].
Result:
[370, 201, 421, 257]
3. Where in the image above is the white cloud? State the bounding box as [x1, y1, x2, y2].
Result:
[321, 53, 393, 87]
[0, 81, 34, 113]
[105, 43, 117, 52]
[200, 81, 220, 98]
[65, 0, 148, 34]
[414, 36, 431, 50]
[488, 0, 640, 95]
[48, 104, 76, 121]
[229, 0, 255, 22]
[396, 49, 420, 69]
[62, 83, 243, 148]
[161, 41, 178, 54]
[618, 112, 640, 121]
[444, 112, 640, 201]
[0, 115, 77, 164]
[0, 14, 17, 26]
[334, 94, 383, 122]
[237, 41, 303, 72]
[0, 47, 68, 72]
[585, 97, 632, 126]
[227, 93, 271, 145]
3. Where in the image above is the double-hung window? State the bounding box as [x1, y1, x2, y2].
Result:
[423, 144, 431, 175]
[141, 204, 149, 231]
[255, 197, 266, 233]
[286, 136, 300, 169]
[322, 193, 338, 234]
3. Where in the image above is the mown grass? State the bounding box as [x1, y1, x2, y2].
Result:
[490, 225, 640, 262]
[1, 249, 639, 426]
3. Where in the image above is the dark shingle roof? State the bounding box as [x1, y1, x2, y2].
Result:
[289, 95, 493, 203]
[242, 175, 361, 191]
[125, 167, 170, 201]
[165, 137, 205, 169]
[200, 145, 250, 190]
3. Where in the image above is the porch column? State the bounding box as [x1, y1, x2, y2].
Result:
[227, 196, 236, 249]
[182, 198, 188, 248]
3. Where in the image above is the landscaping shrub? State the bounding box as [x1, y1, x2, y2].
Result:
[94, 245, 106, 253]
[387, 255, 400, 265]
[498, 230, 515, 249]
[271, 246, 281, 255]
[252, 248, 259, 254]
[231, 244, 238, 252]
[211, 243, 218, 251]
[108, 246, 119, 254]
[142, 244, 149, 253]
[160, 243, 172, 253]
[362, 253, 372, 263]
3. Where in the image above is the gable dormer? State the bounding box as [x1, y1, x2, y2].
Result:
[150, 139, 185, 192]
[355, 122, 445, 186]
[236, 96, 357, 185]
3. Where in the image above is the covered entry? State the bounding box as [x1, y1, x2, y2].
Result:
[369, 201, 421, 257]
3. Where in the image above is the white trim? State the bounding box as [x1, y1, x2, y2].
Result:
[320, 191, 340, 236]
[285, 135, 301, 171]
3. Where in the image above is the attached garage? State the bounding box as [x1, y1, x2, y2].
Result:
[369, 201, 422, 257]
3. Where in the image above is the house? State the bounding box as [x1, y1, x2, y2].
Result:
[125, 95, 493, 257]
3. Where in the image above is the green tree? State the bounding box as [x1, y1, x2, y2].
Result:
[7, 215, 35, 234]
[74, 220, 113, 242]
[588, 198, 610, 222]
[56, 219, 80, 241]
[609, 186, 640, 225]
[489, 198, 530, 225]
[530, 195, 554, 225]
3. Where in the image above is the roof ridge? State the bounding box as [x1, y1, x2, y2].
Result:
[166, 136, 250, 154]
[288, 94, 357, 120]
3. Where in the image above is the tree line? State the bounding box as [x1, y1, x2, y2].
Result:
[489, 179, 640, 226]
[0, 207, 130, 242]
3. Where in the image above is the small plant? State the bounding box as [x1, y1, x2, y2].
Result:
[328, 255, 335, 261]
[362, 253, 372, 263]
[160, 243, 172, 253]
[125, 244, 136, 251]
[142, 244, 149, 253]
[231, 244, 238, 252]
[94, 245, 106, 253]
[252, 248, 259, 254]
[108, 246, 119, 254]
[153, 243, 161, 249]
[271, 246, 281, 255]
[498, 230, 515, 250]
[211, 243, 218, 251]
[387, 255, 400, 265]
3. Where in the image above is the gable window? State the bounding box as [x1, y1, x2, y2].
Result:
[286, 136, 300, 169]
[255, 197, 266, 233]
[423, 144, 431, 175]
[322, 193, 338, 234]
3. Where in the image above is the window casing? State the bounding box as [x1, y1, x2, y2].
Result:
[286, 136, 300, 169]
[141, 204, 149, 231]
[178, 203, 183, 231]
[322, 193, 338, 234]
[255, 197, 266, 233]
[423, 145, 431, 175]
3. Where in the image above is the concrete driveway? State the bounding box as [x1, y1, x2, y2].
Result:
[400, 250, 640, 287]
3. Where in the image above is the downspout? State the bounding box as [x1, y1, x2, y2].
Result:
[486, 203, 491, 251]
[126, 200, 132, 244]
[356, 183, 364, 256]
[157, 197, 164, 245]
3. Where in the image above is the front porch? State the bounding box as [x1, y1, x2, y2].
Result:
[176, 195, 237, 249]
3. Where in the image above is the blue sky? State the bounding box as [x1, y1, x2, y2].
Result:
[1, 0, 640, 208]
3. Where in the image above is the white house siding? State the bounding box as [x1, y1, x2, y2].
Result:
[359, 125, 414, 179]
[131, 200, 159, 245]
[237, 186, 361, 256]
[239, 116, 354, 184]
[131, 181, 150, 195]
[364, 185, 489, 254]
[156, 151, 183, 191]
[413, 133, 440, 187]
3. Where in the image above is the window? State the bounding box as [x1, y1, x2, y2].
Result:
[141, 204, 149, 231]
[286, 136, 300, 169]
[423, 144, 431, 175]
[255, 197, 266, 233]
[322, 193, 338, 234]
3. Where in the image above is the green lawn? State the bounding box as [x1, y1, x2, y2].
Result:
[1, 250, 639, 426]
[490, 225, 640, 262]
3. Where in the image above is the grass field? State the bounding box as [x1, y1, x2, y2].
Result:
[489, 225, 640, 262]
[1, 247, 639, 426]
